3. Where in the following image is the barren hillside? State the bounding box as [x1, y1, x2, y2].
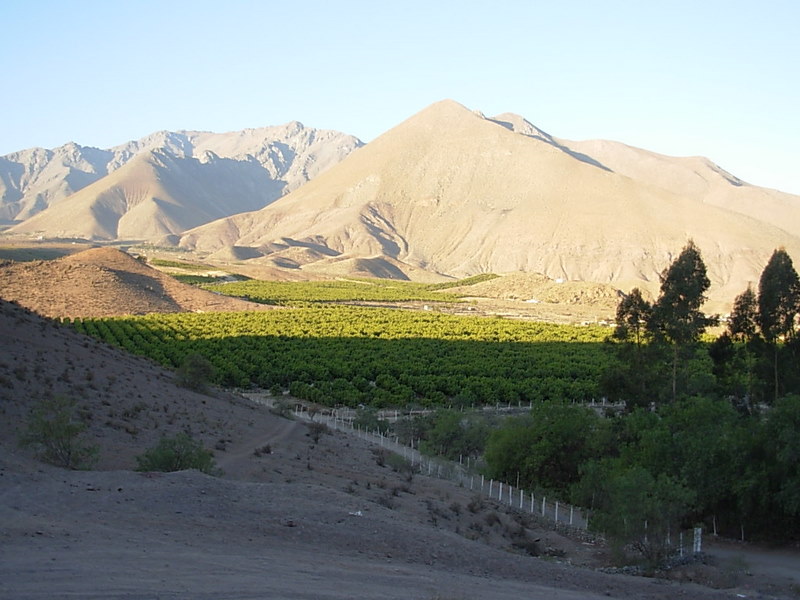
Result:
[176, 100, 800, 307]
[0, 246, 270, 318]
[3, 122, 361, 237]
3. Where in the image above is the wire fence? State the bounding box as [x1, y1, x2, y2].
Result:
[290, 403, 590, 533]
[244, 393, 708, 555]
[323, 397, 625, 424]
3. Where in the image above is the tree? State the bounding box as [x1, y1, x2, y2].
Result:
[757, 248, 800, 402]
[764, 395, 800, 521]
[19, 396, 98, 469]
[661, 397, 742, 529]
[722, 285, 761, 405]
[135, 433, 219, 475]
[609, 288, 657, 403]
[418, 409, 488, 461]
[649, 241, 716, 402]
[579, 462, 694, 568]
[484, 403, 601, 493]
[614, 288, 652, 349]
[729, 285, 759, 342]
[176, 353, 215, 393]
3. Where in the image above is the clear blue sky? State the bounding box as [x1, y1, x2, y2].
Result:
[2, 0, 798, 194]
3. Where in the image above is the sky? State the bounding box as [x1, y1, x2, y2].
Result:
[1, 0, 799, 194]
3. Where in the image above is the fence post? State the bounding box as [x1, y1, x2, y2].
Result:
[489, 479, 494, 498]
[530, 493, 534, 513]
[499, 482, 504, 503]
[569, 506, 574, 526]
[693, 527, 702, 554]
[542, 496, 546, 517]
[481, 474, 485, 493]
[555, 501, 559, 523]
[519, 489, 523, 509]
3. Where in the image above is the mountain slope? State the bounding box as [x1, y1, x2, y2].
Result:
[559, 137, 800, 235]
[3, 123, 361, 238]
[177, 100, 800, 305]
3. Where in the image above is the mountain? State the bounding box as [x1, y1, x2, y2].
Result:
[175, 100, 800, 306]
[2, 123, 362, 239]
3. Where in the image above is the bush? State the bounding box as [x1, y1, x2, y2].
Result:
[270, 399, 295, 419]
[385, 452, 414, 477]
[19, 396, 98, 469]
[306, 421, 330, 444]
[135, 433, 219, 475]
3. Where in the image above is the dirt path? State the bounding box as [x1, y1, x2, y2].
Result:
[704, 537, 800, 597]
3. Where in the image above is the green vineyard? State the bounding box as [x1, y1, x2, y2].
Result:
[69, 306, 612, 408]
[201, 277, 484, 305]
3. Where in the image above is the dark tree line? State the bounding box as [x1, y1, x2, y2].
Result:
[711, 247, 800, 407]
[571, 243, 800, 552]
[605, 240, 717, 405]
[468, 244, 800, 561]
[606, 244, 800, 407]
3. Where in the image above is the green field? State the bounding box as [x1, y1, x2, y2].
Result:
[70, 306, 611, 407]
[202, 278, 469, 305]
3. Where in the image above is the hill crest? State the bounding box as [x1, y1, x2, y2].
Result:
[0, 246, 270, 318]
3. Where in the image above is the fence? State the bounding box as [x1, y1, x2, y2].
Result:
[320, 397, 625, 424]
[243, 393, 716, 556]
[286, 401, 590, 532]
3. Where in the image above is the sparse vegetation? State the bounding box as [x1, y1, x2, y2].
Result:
[385, 452, 413, 478]
[135, 432, 219, 475]
[270, 399, 295, 419]
[252, 443, 272, 457]
[306, 421, 329, 444]
[19, 395, 98, 469]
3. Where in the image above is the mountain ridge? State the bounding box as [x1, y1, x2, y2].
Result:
[4, 99, 799, 307]
[174, 100, 800, 306]
[2, 122, 362, 236]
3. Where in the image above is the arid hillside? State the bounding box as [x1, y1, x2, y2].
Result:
[3, 122, 361, 238]
[0, 246, 270, 318]
[176, 100, 800, 307]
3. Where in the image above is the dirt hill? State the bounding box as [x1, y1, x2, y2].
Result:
[0, 246, 270, 318]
